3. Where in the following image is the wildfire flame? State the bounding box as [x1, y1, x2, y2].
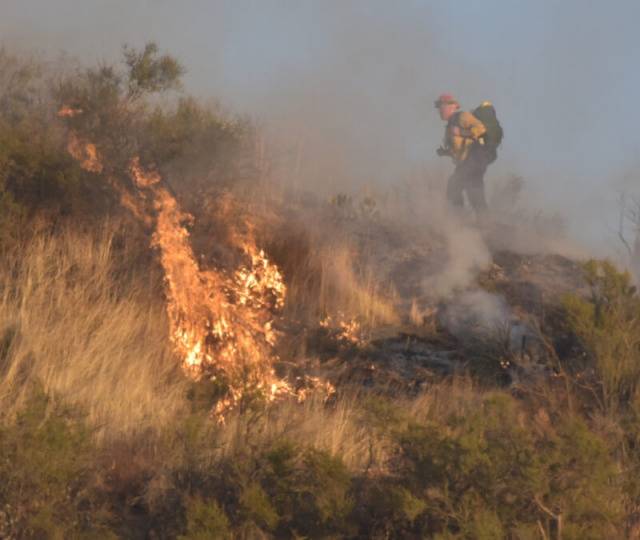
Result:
[320, 313, 367, 347]
[57, 105, 82, 118]
[61, 108, 337, 421]
[66, 132, 103, 174]
[129, 158, 293, 417]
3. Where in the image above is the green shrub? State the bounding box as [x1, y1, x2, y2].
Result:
[142, 97, 248, 185]
[397, 392, 623, 538]
[0, 187, 26, 247]
[179, 497, 231, 540]
[0, 387, 115, 538]
[354, 480, 427, 537]
[240, 482, 279, 531]
[465, 509, 505, 540]
[0, 119, 84, 210]
[563, 259, 640, 412]
[261, 441, 354, 538]
[124, 42, 184, 98]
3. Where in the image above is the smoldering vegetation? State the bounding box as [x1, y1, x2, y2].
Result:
[0, 44, 639, 539]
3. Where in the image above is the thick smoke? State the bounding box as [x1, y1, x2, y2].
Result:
[422, 225, 491, 299]
[441, 289, 510, 340]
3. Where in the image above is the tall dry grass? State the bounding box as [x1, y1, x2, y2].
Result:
[0, 224, 189, 442]
[195, 377, 487, 475]
[315, 242, 398, 327]
[212, 393, 375, 470]
[0, 218, 483, 475]
[279, 236, 399, 329]
[0, 222, 391, 464]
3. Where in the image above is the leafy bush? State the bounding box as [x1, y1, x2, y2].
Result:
[179, 497, 231, 540]
[239, 482, 279, 531]
[0, 388, 115, 538]
[142, 97, 249, 186]
[124, 42, 184, 98]
[0, 43, 252, 253]
[261, 441, 354, 538]
[563, 260, 640, 413]
[396, 393, 622, 538]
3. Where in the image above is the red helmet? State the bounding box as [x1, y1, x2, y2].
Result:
[434, 93, 459, 108]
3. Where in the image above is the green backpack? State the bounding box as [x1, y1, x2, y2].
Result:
[472, 101, 503, 163]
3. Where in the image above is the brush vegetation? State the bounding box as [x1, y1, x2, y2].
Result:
[1, 45, 639, 539]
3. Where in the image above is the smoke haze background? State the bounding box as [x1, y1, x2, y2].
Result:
[1, 0, 639, 253]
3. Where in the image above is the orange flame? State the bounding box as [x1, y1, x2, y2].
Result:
[60, 108, 335, 422]
[320, 313, 366, 346]
[128, 158, 292, 418]
[57, 105, 82, 118]
[67, 132, 103, 174]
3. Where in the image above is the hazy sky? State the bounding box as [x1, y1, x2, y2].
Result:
[2, 0, 639, 249]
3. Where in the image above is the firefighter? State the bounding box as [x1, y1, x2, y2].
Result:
[435, 93, 500, 216]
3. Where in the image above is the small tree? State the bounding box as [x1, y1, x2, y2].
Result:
[123, 42, 184, 99]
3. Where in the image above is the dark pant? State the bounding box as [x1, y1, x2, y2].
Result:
[446, 148, 490, 214]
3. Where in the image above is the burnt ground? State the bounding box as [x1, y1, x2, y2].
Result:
[275, 209, 589, 396]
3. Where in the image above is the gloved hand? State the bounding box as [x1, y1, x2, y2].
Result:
[436, 146, 449, 157]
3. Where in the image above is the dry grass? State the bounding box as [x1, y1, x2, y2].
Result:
[0, 221, 479, 473]
[235, 180, 401, 330]
[213, 392, 373, 469]
[407, 375, 485, 422]
[203, 377, 487, 475]
[282, 238, 399, 329]
[316, 243, 398, 327]
[0, 225, 189, 442]
[0, 222, 395, 466]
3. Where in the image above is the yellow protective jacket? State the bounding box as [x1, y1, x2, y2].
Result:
[444, 111, 487, 163]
